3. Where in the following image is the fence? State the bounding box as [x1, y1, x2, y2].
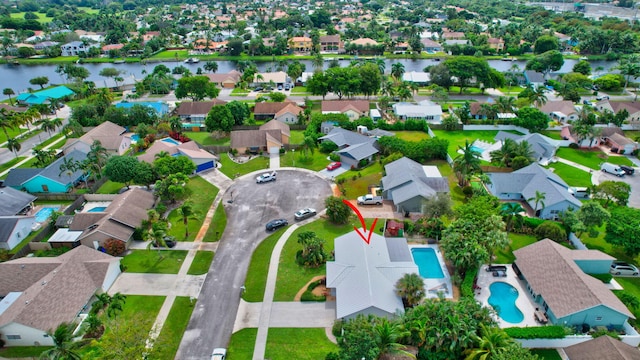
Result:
[84, 194, 118, 201]
[462, 124, 531, 134]
[568, 232, 588, 250]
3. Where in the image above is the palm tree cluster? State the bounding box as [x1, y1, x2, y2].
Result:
[296, 231, 329, 267]
[489, 139, 535, 169]
[453, 140, 482, 187]
[56, 140, 109, 189]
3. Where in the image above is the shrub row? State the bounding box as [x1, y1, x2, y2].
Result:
[505, 326, 566, 339]
[589, 273, 613, 284]
[461, 267, 478, 299]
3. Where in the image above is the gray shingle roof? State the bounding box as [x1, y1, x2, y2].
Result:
[0, 217, 20, 243]
[381, 157, 449, 206]
[39, 150, 87, 185]
[494, 131, 558, 160]
[3, 169, 41, 187]
[0, 187, 36, 216]
[319, 127, 371, 147]
[337, 141, 378, 161]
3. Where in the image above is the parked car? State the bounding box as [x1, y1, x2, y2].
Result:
[620, 165, 635, 175]
[277, 84, 283, 90]
[284, 83, 291, 90]
[357, 194, 383, 205]
[294, 208, 316, 220]
[256, 171, 277, 183]
[610, 261, 639, 276]
[254, 86, 263, 92]
[266, 219, 288, 231]
[596, 95, 610, 101]
[326, 162, 342, 171]
[211, 348, 226, 360]
[152, 238, 176, 248]
[600, 162, 625, 177]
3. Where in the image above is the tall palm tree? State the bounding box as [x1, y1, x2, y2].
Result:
[7, 138, 20, 158]
[58, 156, 78, 177]
[464, 323, 514, 360]
[528, 86, 548, 107]
[528, 191, 546, 216]
[312, 53, 324, 72]
[395, 273, 425, 308]
[88, 140, 109, 172]
[169, 117, 183, 133]
[495, 96, 516, 113]
[155, 150, 170, 159]
[3, 88, 15, 106]
[0, 108, 16, 142]
[500, 202, 525, 234]
[391, 62, 405, 81]
[107, 292, 126, 319]
[37, 118, 57, 136]
[178, 201, 199, 239]
[453, 140, 482, 187]
[373, 318, 414, 360]
[39, 322, 82, 360]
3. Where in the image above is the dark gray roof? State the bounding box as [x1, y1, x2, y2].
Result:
[319, 127, 372, 147]
[0, 187, 36, 216]
[525, 70, 545, 83]
[494, 131, 558, 160]
[381, 157, 449, 206]
[386, 237, 413, 262]
[0, 217, 20, 243]
[366, 129, 395, 137]
[55, 215, 74, 228]
[4, 169, 41, 187]
[39, 150, 87, 185]
[337, 141, 379, 161]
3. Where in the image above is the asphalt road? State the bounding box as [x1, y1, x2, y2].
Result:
[176, 170, 332, 360]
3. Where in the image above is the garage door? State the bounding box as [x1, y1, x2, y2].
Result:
[196, 161, 215, 172]
[269, 147, 280, 154]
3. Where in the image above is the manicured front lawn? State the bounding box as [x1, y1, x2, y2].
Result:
[494, 233, 538, 264]
[185, 131, 229, 146]
[540, 130, 563, 140]
[545, 162, 592, 187]
[394, 130, 430, 142]
[0, 346, 53, 358]
[121, 250, 188, 274]
[96, 180, 126, 194]
[265, 328, 338, 360]
[187, 251, 215, 275]
[0, 156, 26, 174]
[531, 348, 562, 360]
[228, 328, 258, 360]
[166, 176, 219, 241]
[431, 130, 520, 160]
[149, 50, 189, 60]
[280, 150, 332, 171]
[148, 296, 195, 359]
[243, 227, 289, 302]
[335, 162, 383, 199]
[218, 153, 270, 178]
[555, 148, 633, 170]
[204, 200, 226, 242]
[290, 130, 305, 144]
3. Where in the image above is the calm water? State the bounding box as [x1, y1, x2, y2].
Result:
[0, 58, 618, 100]
[411, 247, 445, 278]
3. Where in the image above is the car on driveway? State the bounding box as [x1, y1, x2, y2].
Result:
[596, 95, 610, 100]
[610, 261, 639, 276]
[294, 208, 316, 220]
[326, 162, 341, 171]
[266, 219, 288, 231]
[211, 348, 226, 360]
[620, 165, 635, 175]
[256, 171, 277, 183]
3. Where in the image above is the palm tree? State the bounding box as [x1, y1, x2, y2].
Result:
[88, 140, 109, 173]
[453, 140, 482, 187]
[0, 108, 16, 142]
[155, 150, 170, 159]
[391, 62, 405, 81]
[464, 323, 514, 360]
[373, 318, 414, 360]
[395, 273, 425, 308]
[58, 156, 78, 177]
[3, 88, 15, 106]
[82, 314, 103, 338]
[528, 86, 548, 107]
[39, 322, 82, 360]
[495, 96, 516, 113]
[528, 190, 546, 216]
[7, 138, 20, 157]
[169, 117, 183, 133]
[616, 54, 640, 92]
[178, 201, 199, 239]
[93, 292, 112, 313]
[107, 292, 126, 319]
[204, 61, 218, 73]
[312, 53, 324, 72]
[375, 58, 386, 75]
[490, 138, 518, 167]
[37, 118, 57, 136]
[500, 202, 525, 234]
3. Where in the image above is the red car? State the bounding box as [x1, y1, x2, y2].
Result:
[327, 162, 341, 171]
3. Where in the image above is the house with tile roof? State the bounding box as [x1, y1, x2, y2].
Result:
[486, 163, 581, 219]
[288, 36, 312, 53]
[0, 246, 120, 346]
[326, 231, 418, 319]
[321, 100, 370, 121]
[4, 150, 88, 194]
[562, 335, 640, 359]
[274, 103, 303, 124]
[319, 34, 344, 53]
[230, 120, 290, 154]
[513, 239, 633, 329]
[174, 100, 228, 130]
[137, 138, 215, 173]
[62, 121, 130, 156]
[494, 131, 559, 165]
[319, 127, 379, 168]
[381, 157, 449, 214]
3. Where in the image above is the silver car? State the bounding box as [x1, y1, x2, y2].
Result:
[294, 208, 316, 220]
[610, 262, 639, 276]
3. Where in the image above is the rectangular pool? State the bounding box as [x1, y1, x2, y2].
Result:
[161, 137, 180, 145]
[411, 248, 445, 278]
[87, 207, 107, 212]
[34, 207, 58, 223]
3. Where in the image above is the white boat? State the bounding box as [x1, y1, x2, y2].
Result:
[184, 57, 200, 64]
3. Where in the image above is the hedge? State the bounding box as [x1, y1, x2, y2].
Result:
[300, 279, 326, 302]
[505, 326, 566, 339]
[589, 273, 612, 284]
[461, 267, 478, 299]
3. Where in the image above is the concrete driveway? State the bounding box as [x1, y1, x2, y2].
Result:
[593, 169, 640, 208]
[318, 165, 349, 179]
[177, 170, 332, 359]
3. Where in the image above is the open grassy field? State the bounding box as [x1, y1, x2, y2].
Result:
[555, 148, 633, 169]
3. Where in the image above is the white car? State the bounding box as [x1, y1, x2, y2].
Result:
[256, 171, 277, 183]
[211, 348, 226, 360]
[610, 262, 639, 276]
[294, 208, 317, 220]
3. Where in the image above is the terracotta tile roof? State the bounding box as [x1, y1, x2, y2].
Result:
[175, 100, 227, 116]
[514, 239, 632, 319]
[564, 335, 640, 360]
[350, 38, 378, 46]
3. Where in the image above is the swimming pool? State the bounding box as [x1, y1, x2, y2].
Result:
[87, 207, 107, 212]
[161, 137, 180, 145]
[470, 145, 484, 153]
[34, 207, 58, 223]
[488, 282, 524, 323]
[411, 248, 445, 278]
[130, 134, 140, 143]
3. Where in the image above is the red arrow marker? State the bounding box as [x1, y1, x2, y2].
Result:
[342, 199, 378, 245]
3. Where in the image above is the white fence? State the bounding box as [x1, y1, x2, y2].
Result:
[518, 321, 640, 348]
[462, 124, 531, 134]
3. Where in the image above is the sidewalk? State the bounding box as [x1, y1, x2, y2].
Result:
[0, 134, 67, 178]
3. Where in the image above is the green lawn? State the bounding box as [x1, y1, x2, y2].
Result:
[185, 131, 229, 146]
[36, 132, 65, 148]
[187, 251, 215, 275]
[494, 233, 538, 263]
[581, 224, 634, 263]
[280, 150, 332, 171]
[290, 130, 305, 144]
[545, 162, 592, 187]
[531, 348, 562, 360]
[96, 180, 126, 194]
[231, 88, 250, 96]
[148, 297, 195, 359]
[335, 162, 384, 199]
[228, 328, 258, 360]
[265, 328, 338, 360]
[394, 131, 430, 142]
[218, 153, 270, 179]
[448, 86, 484, 94]
[17, 156, 39, 168]
[204, 200, 226, 242]
[166, 176, 219, 241]
[429, 159, 465, 207]
[243, 227, 289, 302]
[10, 12, 53, 23]
[274, 218, 380, 301]
[431, 130, 517, 159]
[149, 50, 189, 60]
[555, 148, 633, 170]
[0, 346, 53, 358]
[0, 156, 26, 174]
[614, 277, 640, 325]
[291, 86, 308, 94]
[540, 130, 563, 140]
[498, 86, 525, 95]
[121, 250, 188, 274]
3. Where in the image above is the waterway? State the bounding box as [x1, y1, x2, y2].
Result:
[0, 58, 618, 100]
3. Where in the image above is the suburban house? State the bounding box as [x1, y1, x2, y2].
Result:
[392, 101, 443, 123]
[326, 231, 419, 320]
[444, 39, 472, 47]
[494, 131, 559, 165]
[62, 121, 130, 156]
[420, 38, 442, 52]
[402, 72, 431, 86]
[523, 70, 546, 88]
[600, 126, 639, 154]
[69, 188, 156, 250]
[204, 70, 242, 89]
[253, 71, 288, 88]
[230, 120, 290, 154]
[485, 163, 582, 219]
[560, 125, 600, 149]
[254, 101, 298, 120]
[513, 239, 633, 329]
[174, 100, 228, 130]
[595, 100, 640, 124]
[0, 186, 37, 251]
[381, 157, 449, 214]
[320, 127, 379, 168]
[563, 335, 640, 360]
[319, 34, 344, 53]
[16, 86, 75, 106]
[274, 103, 303, 124]
[539, 101, 578, 122]
[137, 139, 216, 173]
[442, 31, 465, 40]
[321, 100, 370, 120]
[0, 246, 120, 347]
[34, 41, 59, 51]
[101, 43, 124, 55]
[60, 41, 98, 56]
[4, 150, 88, 194]
[0, 104, 27, 114]
[487, 37, 505, 51]
[288, 36, 312, 53]
[349, 38, 379, 47]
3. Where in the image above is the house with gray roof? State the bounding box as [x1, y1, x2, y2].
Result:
[0, 186, 36, 217]
[563, 335, 640, 360]
[319, 128, 379, 168]
[0, 246, 120, 346]
[486, 163, 581, 219]
[4, 150, 88, 194]
[0, 186, 37, 250]
[513, 239, 633, 329]
[326, 231, 419, 319]
[392, 100, 442, 123]
[381, 157, 449, 214]
[494, 131, 559, 165]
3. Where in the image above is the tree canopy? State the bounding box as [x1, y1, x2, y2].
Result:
[175, 75, 220, 101]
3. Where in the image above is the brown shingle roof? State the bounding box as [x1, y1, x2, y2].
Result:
[203, 71, 241, 84]
[539, 101, 577, 115]
[254, 101, 295, 116]
[260, 119, 291, 137]
[175, 100, 227, 116]
[275, 104, 303, 117]
[514, 239, 632, 319]
[320, 34, 340, 43]
[322, 100, 370, 114]
[64, 121, 127, 153]
[564, 335, 640, 360]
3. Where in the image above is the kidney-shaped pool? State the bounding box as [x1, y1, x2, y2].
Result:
[488, 282, 524, 324]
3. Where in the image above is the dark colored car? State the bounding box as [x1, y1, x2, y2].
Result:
[254, 86, 263, 92]
[152, 239, 176, 248]
[266, 219, 288, 231]
[620, 165, 635, 175]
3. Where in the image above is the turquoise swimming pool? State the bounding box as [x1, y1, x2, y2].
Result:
[87, 206, 107, 212]
[470, 145, 484, 153]
[411, 248, 445, 279]
[488, 282, 524, 323]
[161, 137, 180, 145]
[34, 207, 58, 223]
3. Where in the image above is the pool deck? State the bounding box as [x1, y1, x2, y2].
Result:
[475, 264, 539, 328]
[82, 201, 112, 213]
[408, 244, 453, 300]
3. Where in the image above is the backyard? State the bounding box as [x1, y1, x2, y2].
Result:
[394, 130, 430, 142]
[166, 176, 219, 241]
[218, 153, 270, 178]
[494, 233, 538, 263]
[185, 131, 229, 146]
[431, 129, 521, 160]
[335, 161, 383, 199]
[120, 250, 188, 274]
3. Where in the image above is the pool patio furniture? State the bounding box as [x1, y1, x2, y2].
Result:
[535, 309, 549, 324]
[493, 270, 507, 277]
[487, 265, 507, 272]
